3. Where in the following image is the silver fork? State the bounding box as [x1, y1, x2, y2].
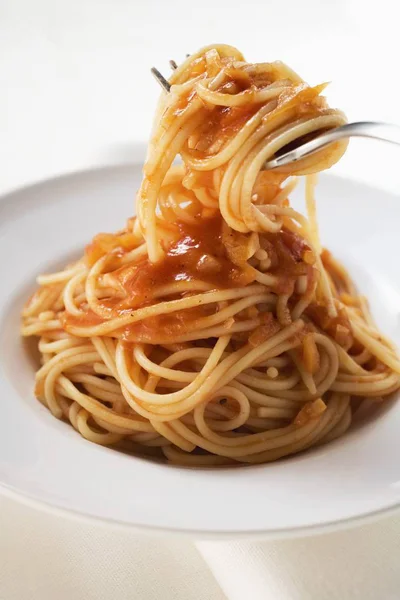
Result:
[151, 67, 400, 170]
[264, 121, 400, 169]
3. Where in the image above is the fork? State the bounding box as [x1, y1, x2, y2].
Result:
[263, 121, 400, 169]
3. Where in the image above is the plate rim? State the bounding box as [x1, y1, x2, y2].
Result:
[2, 483, 399, 540]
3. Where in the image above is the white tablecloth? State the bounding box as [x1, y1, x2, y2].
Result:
[2, 495, 400, 600]
[1, 1, 400, 598]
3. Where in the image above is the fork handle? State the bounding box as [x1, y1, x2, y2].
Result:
[265, 121, 400, 169]
[339, 121, 400, 145]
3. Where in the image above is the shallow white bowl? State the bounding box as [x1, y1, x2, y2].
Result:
[1, 152, 399, 539]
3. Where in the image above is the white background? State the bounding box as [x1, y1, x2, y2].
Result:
[1, 0, 400, 195]
[1, 1, 400, 598]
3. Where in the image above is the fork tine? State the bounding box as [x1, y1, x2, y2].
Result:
[150, 67, 171, 92]
[169, 60, 178, 70]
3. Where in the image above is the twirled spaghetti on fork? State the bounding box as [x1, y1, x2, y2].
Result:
[22, 44, 400, 465]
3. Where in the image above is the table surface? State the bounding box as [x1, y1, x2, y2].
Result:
[1, 1, 400, 599]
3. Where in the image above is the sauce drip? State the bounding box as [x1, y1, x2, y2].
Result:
[63, 215, 255, 337]
[64, 215, 314, 343]
[115, 215, 254, 308]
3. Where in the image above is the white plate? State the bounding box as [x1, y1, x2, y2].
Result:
[1, 150, 400, 538]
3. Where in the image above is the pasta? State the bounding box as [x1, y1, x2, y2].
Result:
[22, 44, 400, 465]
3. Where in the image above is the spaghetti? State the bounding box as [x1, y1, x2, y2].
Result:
[22, 44, 400, 465]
